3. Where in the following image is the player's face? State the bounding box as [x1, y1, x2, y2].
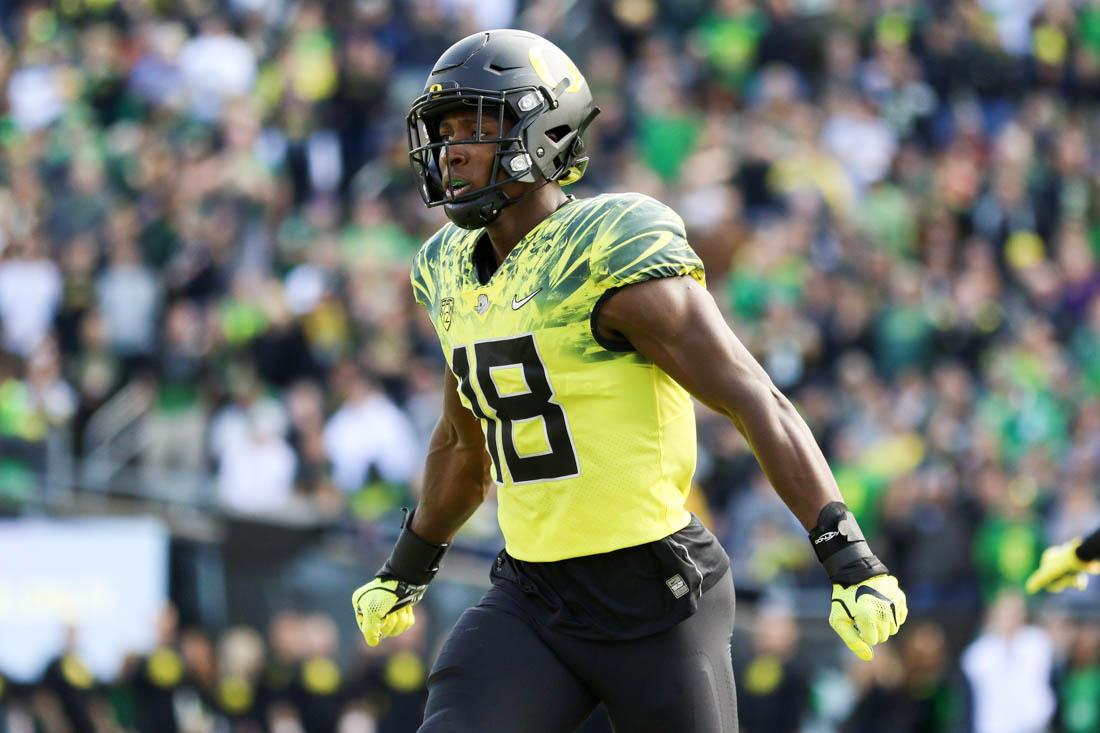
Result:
[436, 109, 526, 200]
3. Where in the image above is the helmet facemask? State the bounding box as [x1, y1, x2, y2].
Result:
[408, 87, 535, 229]
[408, 83, 596, 229]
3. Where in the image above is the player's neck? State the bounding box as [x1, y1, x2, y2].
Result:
[484, 185, 570, 265]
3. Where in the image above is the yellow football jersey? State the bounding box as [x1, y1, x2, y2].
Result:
[411, 193, 705, 561]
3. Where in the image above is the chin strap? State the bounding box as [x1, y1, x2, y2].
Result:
[444, 172, 567, 230]
[443, 106, 598, 230]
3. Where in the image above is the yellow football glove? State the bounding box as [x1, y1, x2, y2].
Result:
[352, 509, 449, 648]
[352, 577, 423, 647]
[1026, 539, 1100, 594]
[829, 574, 908, 661]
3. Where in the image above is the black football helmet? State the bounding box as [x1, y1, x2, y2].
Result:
[407, 29, 600, 229]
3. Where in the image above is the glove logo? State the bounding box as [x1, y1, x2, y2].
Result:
[854, 585, 898, 625]
[854, 585, 891, 604]
[838, 513, 866, 542]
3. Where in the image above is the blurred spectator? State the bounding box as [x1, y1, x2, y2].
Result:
[822, 86, 898, 193]
[286, 380, 340, 505]
[96, 236, 161, 360]
[1058, 623, 1100, 733]
[287, 613, 346, 733]
[48, 154, 111, 244]
[961, 591, 1055, 733]
[842, 646, 908, 733]
[145, 301, 208, 474]
[263, 610, 306, 714]
[982, 0, 1045, 55]
[39, 628, 103, 733]
[122, 606, 188, 733]
[26, 338, 76, 430]
[0, 351, 48, 493]
[129, 21, 188, 109]
[54, 233, 98, 357]
[178, 15, 257, 122]
[892, 622, 961, 733]
[251, 280, 320, 389]
[218, 402, 298, 514]
[69, 309, 122, 456]
[214, 626, 267, 732]
[322, 361, 417, 492]
[972, 466, 1043, 601]
[735, 603, 808, 733]
[0, 236, 61, 358]
[354, 607, 431, 733]
[209, 364, 284, 442]
[878, 467, 982, 639]
[5, 54, 65, 132]
[841, 621, 963, 733]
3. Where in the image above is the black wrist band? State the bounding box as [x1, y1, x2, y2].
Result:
[809, 501, 888, 585]
[379, 509, 449, 586]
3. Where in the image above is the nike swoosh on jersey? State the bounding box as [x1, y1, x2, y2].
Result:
[511, 288, 542, 310]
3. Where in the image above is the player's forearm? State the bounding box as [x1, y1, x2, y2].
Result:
[724, 380, 842, 531]
[410, 421, 492, 544]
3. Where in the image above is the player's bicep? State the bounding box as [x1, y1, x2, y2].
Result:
[596, 276, 775, 418]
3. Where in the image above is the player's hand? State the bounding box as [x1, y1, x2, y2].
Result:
[1026, 539, 1100, 594]
[351, 576, 425, 647]
[829, 574, 908, 662]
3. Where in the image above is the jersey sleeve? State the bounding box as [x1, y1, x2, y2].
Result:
[590, 194, 705, 290]
[409, 246, 434, 307]
[411, 221, 457, 309]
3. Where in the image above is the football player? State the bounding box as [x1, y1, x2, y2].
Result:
[352, 29, 907, 732]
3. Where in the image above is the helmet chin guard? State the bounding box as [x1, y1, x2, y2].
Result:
[407, 30, 599, 230]
[443, 187, 512, 229]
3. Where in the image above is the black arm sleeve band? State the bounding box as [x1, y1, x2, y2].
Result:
[379, 510, 449, 586]
[1077, 526, 1100, 562]
[809, 501, 888, 586]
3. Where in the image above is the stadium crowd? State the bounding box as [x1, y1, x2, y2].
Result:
[4, 0, 1100, 730]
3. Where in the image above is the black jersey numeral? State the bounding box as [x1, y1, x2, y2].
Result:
[451, 335, 579, 483]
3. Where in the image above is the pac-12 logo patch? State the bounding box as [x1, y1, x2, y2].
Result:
[440, 297, 454, 331]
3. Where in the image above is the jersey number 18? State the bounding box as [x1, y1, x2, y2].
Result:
[451, 334, 579, 484]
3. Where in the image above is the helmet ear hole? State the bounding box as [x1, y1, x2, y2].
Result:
[545, 124, 571, 143]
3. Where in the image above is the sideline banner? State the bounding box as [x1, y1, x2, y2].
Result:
[0, 517, 169, 681]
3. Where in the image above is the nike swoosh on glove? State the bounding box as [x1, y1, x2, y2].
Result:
[352, 577, 424, 647]
[1026, 539, 1100, 594]
[829, 574, 908, 661]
